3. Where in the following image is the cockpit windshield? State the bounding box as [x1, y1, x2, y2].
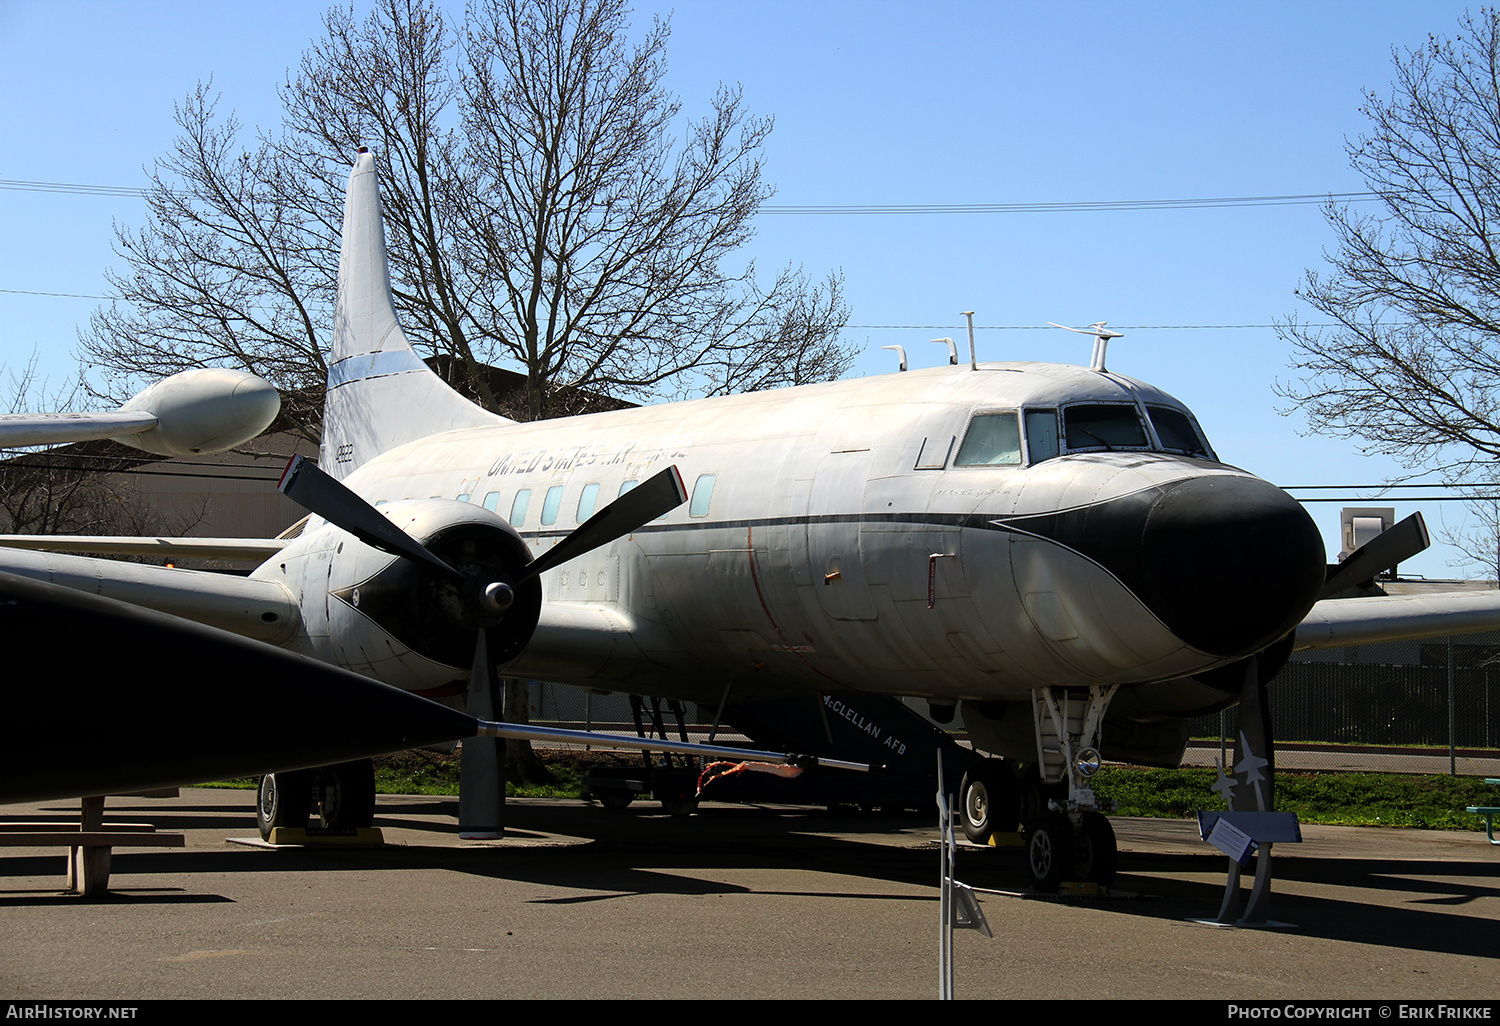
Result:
[1147, 405, 1213, 458]
[1063, 404, 1149, 451]
[951, 400, 1215, 468]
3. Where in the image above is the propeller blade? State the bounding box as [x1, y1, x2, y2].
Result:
[278, 455, 461, 581]
[518, 465, 688, 582]
[1321, 512, 1430, 598]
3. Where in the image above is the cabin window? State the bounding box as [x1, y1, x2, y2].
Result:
[955, 413, 1023, 466]
[1024, 409, 1060, 463]
[508, 489, 530, 525]
[618, 480, 638, 497]
[1063, 404, 1148, 451]
[541, 485, 564, 526]
[457, 493, 471, 503]
[483, 491, 501, 512]
[577, 483, 600, 522]
[690, 474, 717, 517]
[1147, 405, 1213, 458]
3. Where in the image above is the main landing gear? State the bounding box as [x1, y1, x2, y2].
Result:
[256, 759, 377, 840]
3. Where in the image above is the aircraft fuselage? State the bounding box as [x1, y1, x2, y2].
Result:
[257, 360, 1326, 708]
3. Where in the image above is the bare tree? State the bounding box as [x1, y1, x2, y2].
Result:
[81, 0, 852, 425]
[79, 84, 335, 442]
[1440, 498, 1500, 584]
[458, 0, 851, 418]
[1277, 11, 1500, 482]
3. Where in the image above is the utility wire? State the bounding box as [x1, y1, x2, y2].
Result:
[0, 177, 1385, 213]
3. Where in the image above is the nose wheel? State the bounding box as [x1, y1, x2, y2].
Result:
[1020, 685, 1121, 892]
[1023, 810, 1117, 892]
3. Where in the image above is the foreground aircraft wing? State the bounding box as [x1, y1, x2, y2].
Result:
[0, 571, 862, 805]
[0, 534, 287, 561]
[1293, 590, 1500, 651]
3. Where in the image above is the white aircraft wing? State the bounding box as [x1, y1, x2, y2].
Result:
[1293, 590, 1500, 651]
[0, 534, 287, 561]
[0, 547, 299, 643]
[0, 410, 157, 447]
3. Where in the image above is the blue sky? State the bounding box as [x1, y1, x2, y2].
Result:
[0, 0, 1490, 575]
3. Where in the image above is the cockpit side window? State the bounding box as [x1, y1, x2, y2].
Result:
[954, 412, 1023, 466]
[1063, 404, 1148, 451]
[1147, 405, 1214, 459]
[1024, 409, 1060, 464]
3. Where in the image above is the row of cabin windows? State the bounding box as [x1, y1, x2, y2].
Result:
[404, 472, 719, 529]
[953, 403, 1213, 467]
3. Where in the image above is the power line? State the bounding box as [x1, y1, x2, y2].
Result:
[0, 177, 1385, 214]
[1, 287, 112, 300]
[760, 192, 1383, 215]
[846, 323, 1343, 330]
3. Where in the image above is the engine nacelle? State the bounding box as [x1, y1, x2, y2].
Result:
[112, 368, 280, 456]
[263, 500, 542, 695]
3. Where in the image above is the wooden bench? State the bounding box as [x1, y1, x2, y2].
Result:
[1468, 778, 1500, 847]
[0, 795, 185, 895]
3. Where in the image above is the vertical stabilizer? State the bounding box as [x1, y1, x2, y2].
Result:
[321, 150, 506, 480]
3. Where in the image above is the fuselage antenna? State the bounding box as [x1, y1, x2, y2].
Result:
[1048, 321, 1124, 372]
[931, 338, 958, 366]
[961, 311, 978, 371]
[881, 345, 909, 372]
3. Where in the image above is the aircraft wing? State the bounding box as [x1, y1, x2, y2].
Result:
[0, 547, 299, 643]
[0, 534, 287, 561]
[0, 410, 156, 447]
[1293, 590, 1500, 651]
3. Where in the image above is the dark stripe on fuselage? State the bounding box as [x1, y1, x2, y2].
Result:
[510, 476, 1325, 660]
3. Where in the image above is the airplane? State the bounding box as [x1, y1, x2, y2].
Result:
[6, 147, 1500, 890]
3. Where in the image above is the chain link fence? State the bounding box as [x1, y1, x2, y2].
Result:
[1186, 632, 1500, 776]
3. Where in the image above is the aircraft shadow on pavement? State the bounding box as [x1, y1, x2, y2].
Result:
[3, 799, 1495, 961]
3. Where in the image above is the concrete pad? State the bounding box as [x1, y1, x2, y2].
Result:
[0, 790, 1496, 1000]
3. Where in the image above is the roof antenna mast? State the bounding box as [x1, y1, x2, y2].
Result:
[1048, 321, 1124, 372]
[961, 311, 978, 371]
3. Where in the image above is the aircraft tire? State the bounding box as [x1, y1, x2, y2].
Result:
[257, 770, 312, 840]
[317, 759, 376, 830]
[597, 791, 634, 810]
[1025, 812, 1074, 893]
[960, 759, 1021, 843]
[1073, 811, 1117, 887]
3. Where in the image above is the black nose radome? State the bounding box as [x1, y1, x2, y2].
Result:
[999, 475, 1326, 658]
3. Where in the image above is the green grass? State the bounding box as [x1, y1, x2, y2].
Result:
[198, 749, 598, 799]
[198, 754, 1500, 832]
[1093, 766, 1499, 831]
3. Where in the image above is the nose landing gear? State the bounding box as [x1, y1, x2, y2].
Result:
[1023, 685, 1120, 892]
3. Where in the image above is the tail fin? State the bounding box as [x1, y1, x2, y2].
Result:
[320, 149, 505, 481]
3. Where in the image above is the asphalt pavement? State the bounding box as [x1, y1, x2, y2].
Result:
[0, 789, 1497, 1000]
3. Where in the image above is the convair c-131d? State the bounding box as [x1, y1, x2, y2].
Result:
[7, 150, 1499, 890]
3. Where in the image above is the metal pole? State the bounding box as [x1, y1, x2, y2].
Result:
[1449, 636, 1457, 777]
[1219, 709, 1226, 767]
